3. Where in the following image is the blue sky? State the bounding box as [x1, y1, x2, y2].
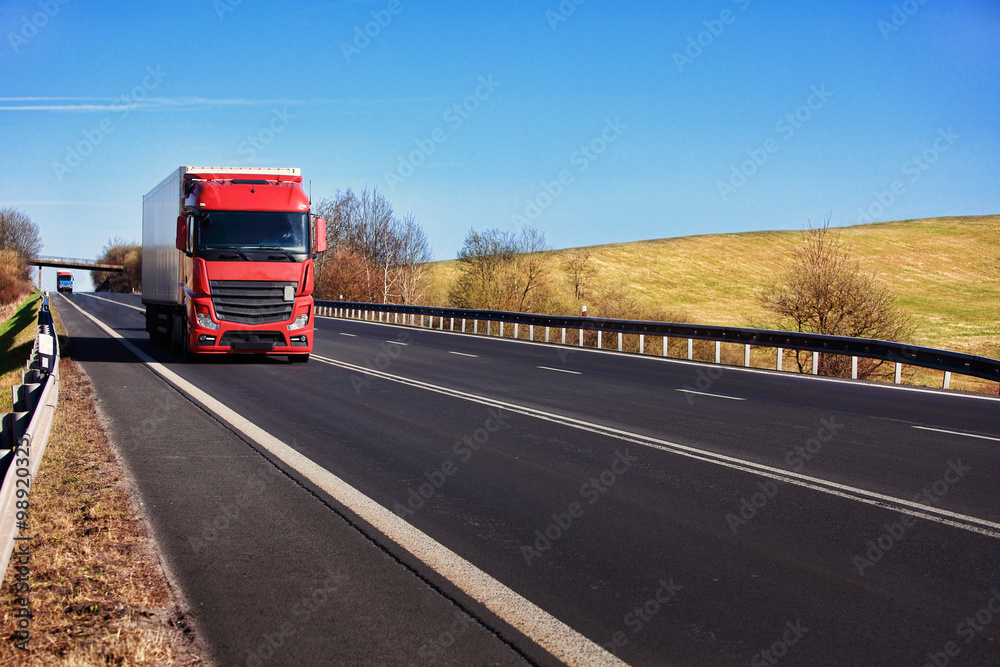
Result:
[2, 0, 998, 291]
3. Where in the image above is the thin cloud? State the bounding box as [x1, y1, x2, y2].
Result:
[0, 97, 304, 112]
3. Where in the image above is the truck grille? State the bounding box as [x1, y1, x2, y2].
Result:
[209, 281, 296, 325]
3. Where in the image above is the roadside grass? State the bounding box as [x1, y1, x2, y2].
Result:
[0, 302, 204, 664]
[0, 292, 40, 413]
[426, 214, 999, 393]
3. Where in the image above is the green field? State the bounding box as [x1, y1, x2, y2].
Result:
[425, 215, 999, 390]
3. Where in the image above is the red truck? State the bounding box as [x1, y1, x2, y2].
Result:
[142, 167, 326, 361]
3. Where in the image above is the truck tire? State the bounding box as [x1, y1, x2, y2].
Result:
[289, 354, 310, 363]
[171, 312, 186, 356]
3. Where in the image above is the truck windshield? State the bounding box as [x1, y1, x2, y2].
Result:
[196, 211, 308, 254]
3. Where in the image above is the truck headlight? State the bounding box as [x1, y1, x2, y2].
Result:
[196, 311, 220, 330]
[287, 313, 309, 331]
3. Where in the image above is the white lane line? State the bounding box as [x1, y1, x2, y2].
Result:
[60, 298, 624, 667]
[76, 292, 145, 313]
[313, 354, 1000, 540]
[912, 426, 1000, 443]
[339, 333, 357, 337]
[448, 351, 478, 358]
[676, 389, 745, 401]
[538, 366, 582, 375]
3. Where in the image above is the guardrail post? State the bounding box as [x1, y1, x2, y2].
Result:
[618, 332, 622, 352]
[895, 363, 902, 384]
[812, 352, 819, 375]
[579, 329, 583, 347]
[514, 323, 519, 339]
[715, 341, 721, 364]
[500, 322, 504, 338]
[776, 347, 783, 371]
[598, 331, 602, 349]
[474, 320, 478, 334]
[561, 328, 566, 344]
[529, 324, 534, 341]
[461, 318, 466, 332]
[639, 334, 645, 354]
[943, 371, 951, 389]
[687, 339, 693, 360]
[546, 326, 550, 343]
[663, 336, 668, 357]
[851, 356, 858, 379]
[745, 344, 751, 367]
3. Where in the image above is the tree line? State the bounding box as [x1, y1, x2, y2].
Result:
[0, 207, 42, 306]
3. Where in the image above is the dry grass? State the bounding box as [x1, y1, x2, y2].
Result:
[425, 214, 1000, 393]
[0, 292, 40, 414]
[0, 305, 205, 664]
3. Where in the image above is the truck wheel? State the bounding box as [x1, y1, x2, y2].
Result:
[171, 312, 186, 356]
[289, 354, 310, 363]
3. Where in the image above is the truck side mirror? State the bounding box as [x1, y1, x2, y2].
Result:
[314, 217, 327, 253]
[176, 215, 188, 252]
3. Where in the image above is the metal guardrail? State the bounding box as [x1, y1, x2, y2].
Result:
[315, 300, 1000, 387]
[0, 292, 60, 581]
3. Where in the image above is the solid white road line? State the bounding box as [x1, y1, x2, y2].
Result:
[537, 366, 582, 375]
[314, 353, 1000, 540]
[912, 426, 1000, 442]
[675, 389, 746, 401]
[61, 297, 625, 667]
[77, 292, 145, 312]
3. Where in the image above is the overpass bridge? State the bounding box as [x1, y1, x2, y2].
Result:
[27, 256, 124, 289]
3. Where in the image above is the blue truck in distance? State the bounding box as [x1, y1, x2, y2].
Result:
[56, 271, 73, 294]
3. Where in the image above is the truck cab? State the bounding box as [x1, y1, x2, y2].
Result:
[142, 167, 326, 362]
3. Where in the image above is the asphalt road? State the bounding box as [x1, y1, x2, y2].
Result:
[56, 292, 1000, 666]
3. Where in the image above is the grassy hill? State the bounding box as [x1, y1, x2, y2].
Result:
[425, 215, 999, 384]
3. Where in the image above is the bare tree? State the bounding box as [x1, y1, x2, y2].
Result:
[313, 188, 433, 303]
[0, 207, 43, 260]
[395, 213, 433, 304]
[449, 226, 554, 312]
[92, 238, 141, 292]
[561, 248, 597, 301]
[758, 220, 912, 379]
